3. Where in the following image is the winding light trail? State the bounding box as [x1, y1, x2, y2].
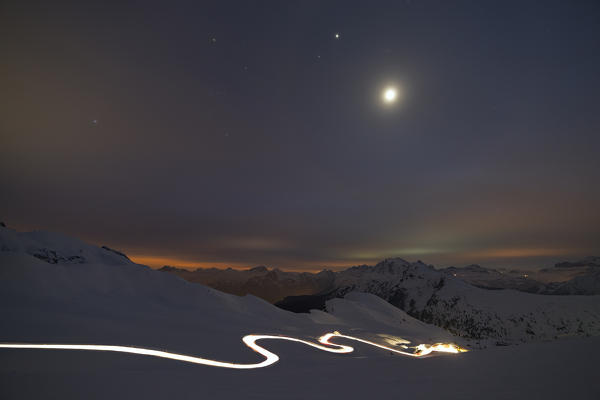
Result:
[0, 331, 467, 369]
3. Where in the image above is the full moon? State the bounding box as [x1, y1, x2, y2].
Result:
[382, 87, 397, 103]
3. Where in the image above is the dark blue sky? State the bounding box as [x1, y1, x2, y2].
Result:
[1, 0, 599, 270]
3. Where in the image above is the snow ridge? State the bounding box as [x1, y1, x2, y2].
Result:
[330, 258, 600, 346]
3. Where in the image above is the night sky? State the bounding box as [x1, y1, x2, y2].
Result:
[1, 1, 599, 270]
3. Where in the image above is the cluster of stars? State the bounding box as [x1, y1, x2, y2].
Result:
[90, 29, 400, 135]
[203, 29, 398, 138]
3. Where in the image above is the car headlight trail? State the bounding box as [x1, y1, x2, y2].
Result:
[0, 331, 467, 369]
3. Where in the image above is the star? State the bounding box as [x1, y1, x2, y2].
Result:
[334, 32, 340, 39]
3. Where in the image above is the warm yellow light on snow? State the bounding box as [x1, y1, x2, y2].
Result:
[415, 343, 469, 356]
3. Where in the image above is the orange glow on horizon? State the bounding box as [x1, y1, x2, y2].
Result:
[128, 255, 360, 272]
[129, 255, 249, 270]
[130, 246, 577, 272]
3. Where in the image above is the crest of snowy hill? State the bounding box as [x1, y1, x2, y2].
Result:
[0, 226, 132, 266]
[554, 256, 600, 268]
[544, 269, 600, 295]
[327, 258, 600, 346]
[538, 256, 600, 295]
[0, 226, 458, 353]
[320, 292, 459, 345]
[160, 265, 335, 303]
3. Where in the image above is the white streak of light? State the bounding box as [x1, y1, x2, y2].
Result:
[0, 331, 466, 369]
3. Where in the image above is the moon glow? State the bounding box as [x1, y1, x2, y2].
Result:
[383, 87, 398, 103]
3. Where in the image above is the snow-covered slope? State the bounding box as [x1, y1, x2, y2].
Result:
[1, 227, 599, 399]
[0, 227, 132, 266]
[3, 226, 599, 348]
[538, 257, 600, 295]
[159, 253, 600, 346]
[545, 268, 600, 295]
[329, 258, 600, 346]
[0, 227, 457, 356]
[321, 292, 460, 346]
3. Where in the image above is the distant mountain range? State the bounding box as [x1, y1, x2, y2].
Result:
[2, 224, 599, 348]
[320, 259, 600, 346]
[440, 260, 600, 295]
[162, 256, 600, 303]
[162, 257, 600, 346]
[159, 265, 334, 303]
[0, 225, 462, 353]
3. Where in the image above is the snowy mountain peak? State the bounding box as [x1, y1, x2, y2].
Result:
[345, 258, 436, 277]
[327, 258, 600, 346]
[248, 266, 268, 273]
[0, 226, 133, 266]
[555, 256, 600, 268]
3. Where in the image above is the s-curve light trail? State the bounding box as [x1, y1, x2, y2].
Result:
[0, 331, 467, 369]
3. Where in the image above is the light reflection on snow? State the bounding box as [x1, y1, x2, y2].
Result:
[0, 331, 467, 369]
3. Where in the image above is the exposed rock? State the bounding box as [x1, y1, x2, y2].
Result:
[101, 246, 130, 260]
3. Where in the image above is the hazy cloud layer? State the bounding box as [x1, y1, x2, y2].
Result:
[2, 1, 599, 270]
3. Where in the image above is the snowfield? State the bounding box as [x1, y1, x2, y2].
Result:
[1, 226, 599, 399]
[328, 260, 600, 347]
